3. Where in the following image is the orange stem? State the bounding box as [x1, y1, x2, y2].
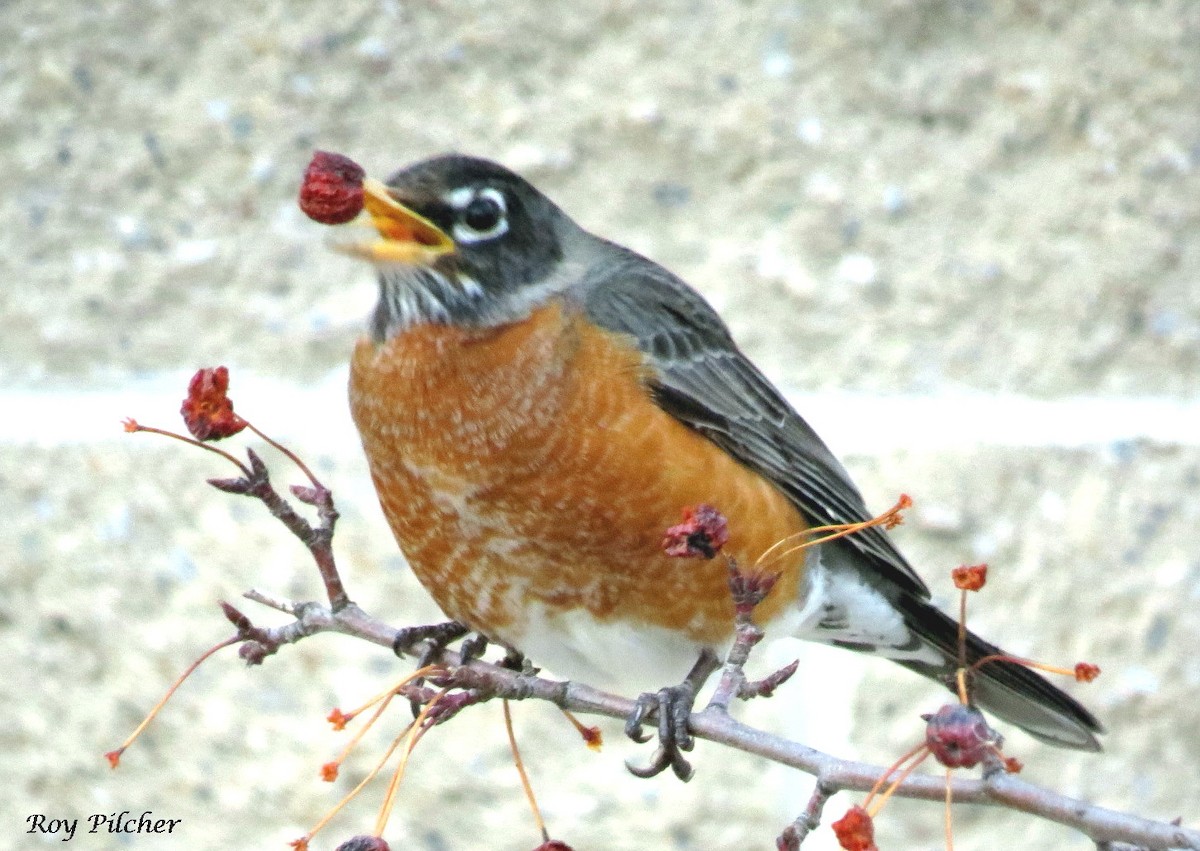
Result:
[505, 700, 549, 843]
[863, 740, 930, 811]
[867, 746, 931, 818]
[373, 687, 450, 837]
[106, 635, 239, 766]
[972, 653, 1077, 678]
[302, 716, 418, 846]
[125, 423, 249, 475]
[246, 422, 321, 488]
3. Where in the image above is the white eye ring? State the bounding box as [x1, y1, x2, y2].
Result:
[445, 186, 509, 243]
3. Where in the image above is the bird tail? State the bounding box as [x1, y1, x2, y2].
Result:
[894, 594, 1103, 750]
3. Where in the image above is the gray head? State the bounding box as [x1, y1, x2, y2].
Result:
[344, 154, 591, 338]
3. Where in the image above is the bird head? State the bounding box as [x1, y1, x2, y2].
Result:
[334, 154, 585, 338]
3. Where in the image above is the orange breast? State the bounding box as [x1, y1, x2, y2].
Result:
[348, 303, 809, 651]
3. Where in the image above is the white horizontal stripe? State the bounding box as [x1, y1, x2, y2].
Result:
[3, 370, 1199, 452]
[789, 390, 1200, 454]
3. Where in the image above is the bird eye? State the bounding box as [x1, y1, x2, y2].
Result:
[449, 187, 509, 243]
[463, 196, 502, 232]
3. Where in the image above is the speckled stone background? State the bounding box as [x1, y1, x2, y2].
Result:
[4, 2, 1199, 850]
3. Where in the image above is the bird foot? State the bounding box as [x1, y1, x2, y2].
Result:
[624, 649, 721, 781]
[392, 620, 469, 663]
[394, 621, 490, 719]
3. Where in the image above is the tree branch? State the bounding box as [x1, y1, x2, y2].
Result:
[233, 591, 1199, 851]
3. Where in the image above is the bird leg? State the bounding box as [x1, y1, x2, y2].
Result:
[499, 646, 532, 673]
[624, 648, 721, 781]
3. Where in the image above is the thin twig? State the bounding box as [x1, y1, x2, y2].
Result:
[781, 780, 835, 848]
[707, 621, 763, 712]
[214, 448, 350, 610]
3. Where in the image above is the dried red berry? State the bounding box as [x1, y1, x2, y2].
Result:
[532, 842, 575, 851]
[180, 366, 247, 441]
[951, 563, 988, 591]
[299, 150, 366, 224]
[831, 805, 877, 851]
[663, 504, 730, 559]
[923, 702, 999, 769]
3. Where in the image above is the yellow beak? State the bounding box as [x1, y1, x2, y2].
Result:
[331, 178, 455, 265]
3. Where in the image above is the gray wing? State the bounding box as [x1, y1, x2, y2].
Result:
[579, 248, 929, 600]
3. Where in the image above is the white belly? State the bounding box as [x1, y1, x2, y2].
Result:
[504, 602, 717, 694]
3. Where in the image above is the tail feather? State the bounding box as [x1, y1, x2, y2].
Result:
[896, 595, 1103, 750]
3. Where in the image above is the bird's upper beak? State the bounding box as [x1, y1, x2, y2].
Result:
[331, 178, 455, 265]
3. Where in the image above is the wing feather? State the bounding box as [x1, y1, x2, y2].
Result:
[579, 252, 929, 599]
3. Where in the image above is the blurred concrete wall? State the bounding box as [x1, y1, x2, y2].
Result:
[4, 2, 1198, 849]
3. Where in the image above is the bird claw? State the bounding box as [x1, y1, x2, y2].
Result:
[459, 633, 490, 663]
[625, 745, 695, 781]
[623, 684, 699, 780]
[623, 649, 720, 781]
[392, 620, 469, 661]
[623, 699, 655, 744]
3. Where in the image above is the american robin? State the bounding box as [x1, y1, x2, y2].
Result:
[337, 154, 1101, 774]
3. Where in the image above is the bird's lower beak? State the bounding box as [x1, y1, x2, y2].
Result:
[330, 178, 455, 265]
